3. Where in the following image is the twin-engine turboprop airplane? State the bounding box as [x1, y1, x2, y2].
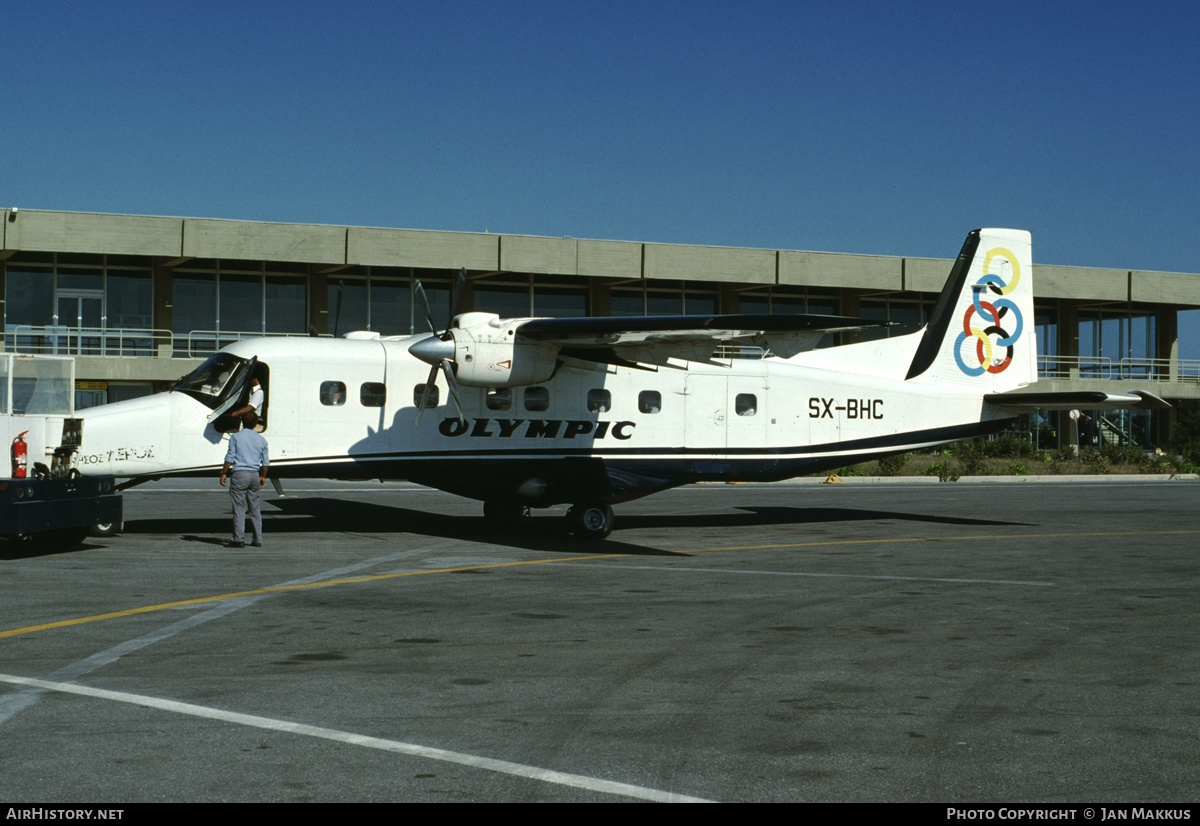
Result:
[67, 229, 1166, 538]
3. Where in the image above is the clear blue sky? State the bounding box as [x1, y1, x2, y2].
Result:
[5, 1, 1199, 349]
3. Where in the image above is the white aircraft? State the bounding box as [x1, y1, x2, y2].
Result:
[67, 228, 1166, 538]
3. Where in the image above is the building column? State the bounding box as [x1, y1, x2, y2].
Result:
[1058, 301, 1080, 449]
[590, 281, 613, 317]
[1155, 304, 1179, 443]
[152, 260, 175, 358]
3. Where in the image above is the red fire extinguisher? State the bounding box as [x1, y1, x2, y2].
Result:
[11, 431, 29, 478]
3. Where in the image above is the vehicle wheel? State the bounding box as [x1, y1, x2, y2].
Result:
[90, 521, 122, 537]
[566, 502, 614, 540]
[483, 500, 528, 528]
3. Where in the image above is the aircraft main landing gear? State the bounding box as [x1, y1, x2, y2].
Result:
[566, 502, 614, 540]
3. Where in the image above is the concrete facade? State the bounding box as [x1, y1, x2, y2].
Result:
[4, 208, 1199, 445]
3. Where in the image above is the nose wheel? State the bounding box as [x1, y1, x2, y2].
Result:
[566, 502, 614, 540]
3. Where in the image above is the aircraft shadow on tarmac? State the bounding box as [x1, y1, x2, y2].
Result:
[104, 498, 1032, 560]
[129, 497, 683, 557]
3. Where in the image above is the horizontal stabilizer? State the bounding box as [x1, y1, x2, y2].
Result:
[984, 389, 1171, 412]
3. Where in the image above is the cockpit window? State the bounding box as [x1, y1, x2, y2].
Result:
[172, 353, 249, 409]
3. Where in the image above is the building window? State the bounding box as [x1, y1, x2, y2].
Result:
[533, 284, 588, 317]
[475, 282, 530, 318]
[218, 271, 263, 335]
[266, 275, 307, 334]
[369, 278, 411, 336]
[328, 278, 368, 336]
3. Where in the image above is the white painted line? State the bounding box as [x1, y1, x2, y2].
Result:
[0, 673, 712, 803]
[570, 563, 1054, 587]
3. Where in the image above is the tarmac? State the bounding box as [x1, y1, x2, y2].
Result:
[1, 476, 1197, 802]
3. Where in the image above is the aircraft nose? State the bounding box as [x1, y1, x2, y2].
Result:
[409, 334, 455, 366]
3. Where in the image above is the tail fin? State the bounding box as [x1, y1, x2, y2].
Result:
[906, 228, 1034, 392]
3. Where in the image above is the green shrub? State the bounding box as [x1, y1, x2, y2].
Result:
[1099, 442, 1149, 468]
[983, 432, 1038, 459]
[875, 453, 909, 476]
[952, 441, 987, 476]
[924, 460, 960, 482]
[1006, 462, 1029, 476]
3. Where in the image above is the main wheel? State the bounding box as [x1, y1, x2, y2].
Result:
[566, 502, 614, 540]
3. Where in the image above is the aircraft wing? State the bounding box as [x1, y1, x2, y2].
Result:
[515, 313, 891, 361]
[984, 389, 1171, 412]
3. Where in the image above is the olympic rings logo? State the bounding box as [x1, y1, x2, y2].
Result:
[953, 247, 1024, 376]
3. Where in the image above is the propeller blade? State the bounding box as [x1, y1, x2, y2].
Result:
[440, 358, 465, 425]
[414, 280, 438, 336]
[448, 267, 467, 323]
[414, 361, 440, 424]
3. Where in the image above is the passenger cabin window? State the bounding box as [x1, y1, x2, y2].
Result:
[414, 383, 439, 409]
[361, 382, 386, 407]
[486, 388, 512, 411]
[639, 391, 662, 414]
[587, 389, 611, 413]
[524, 386, 549, 412]
[735, 393, 757, 416]
[320, 381, 346, 406]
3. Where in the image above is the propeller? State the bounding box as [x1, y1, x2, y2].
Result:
[410, 268, 467, 424]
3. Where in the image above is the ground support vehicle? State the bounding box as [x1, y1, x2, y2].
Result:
[0, 354, 122, 551]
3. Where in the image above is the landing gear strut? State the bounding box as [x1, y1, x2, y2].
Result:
[566, 502, 614, 540]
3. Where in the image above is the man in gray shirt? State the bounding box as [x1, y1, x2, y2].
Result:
[220, 412, 270, 548]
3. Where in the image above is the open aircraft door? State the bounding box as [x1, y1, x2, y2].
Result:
[205, 356, 258, 429]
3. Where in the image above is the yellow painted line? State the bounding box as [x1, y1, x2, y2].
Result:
[697, 528, 1200, 553]
[0, 554, 628, 640]
[4, 528, 1199, 640]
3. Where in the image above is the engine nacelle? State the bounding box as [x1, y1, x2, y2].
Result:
[450, 314, 560, 388]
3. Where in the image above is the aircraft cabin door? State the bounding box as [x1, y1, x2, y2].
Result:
[726, 376, 768, 450]
[684, 374, 727, 451]
[206, 356, 258, 427]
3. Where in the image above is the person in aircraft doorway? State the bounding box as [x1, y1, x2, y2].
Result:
[229, 376, 265, 431]
[220, 412, 269, 548]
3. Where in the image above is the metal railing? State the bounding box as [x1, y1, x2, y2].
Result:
[6, 325, 172, 357]
[1037, 354, 1200, 383]
[183, 329, 332, 358]
[712, 343, 772, 360]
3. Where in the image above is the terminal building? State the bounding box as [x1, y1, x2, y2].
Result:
[3, 208, 1198, 448]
